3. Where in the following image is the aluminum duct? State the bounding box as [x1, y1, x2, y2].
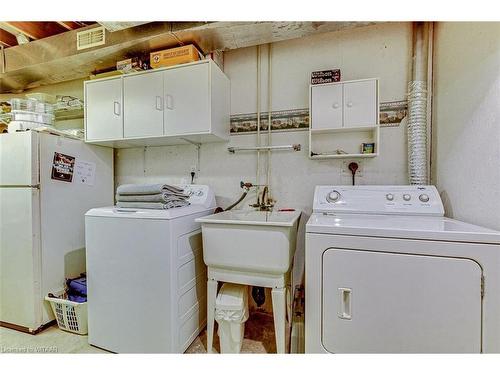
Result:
[407, 22, 430, 185]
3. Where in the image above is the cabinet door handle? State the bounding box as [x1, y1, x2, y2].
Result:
[155, 96, 163, 111]
[338, 288, 352, 320]
[113, 101, 121, 116]
[332, 103, 340, 109]
[346, 102, 353, 108]
[165, 94, 174, 110]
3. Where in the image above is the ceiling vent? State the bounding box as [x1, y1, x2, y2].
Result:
[76, 26, 106, 50]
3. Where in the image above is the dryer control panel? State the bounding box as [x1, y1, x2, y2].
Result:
[313, 185, 444, 216]
[184, 185, 216, 208]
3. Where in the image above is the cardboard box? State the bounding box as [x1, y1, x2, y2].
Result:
[311, 69, 341, 85]
[150, 44, 201, 69]
[117, 57, 148, 73]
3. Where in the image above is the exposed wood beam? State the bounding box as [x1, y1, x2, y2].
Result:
[57, 21, 86, 31]
[4, 22, 67, 40]
[0, 28, 17, 47]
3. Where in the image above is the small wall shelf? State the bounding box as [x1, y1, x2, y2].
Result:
[309, 78, 380, 160]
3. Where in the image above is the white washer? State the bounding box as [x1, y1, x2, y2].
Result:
[85, 185, 215, 353]
[306, 185, 500, 353]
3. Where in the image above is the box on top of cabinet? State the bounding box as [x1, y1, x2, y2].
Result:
[150, 44, 202, 69]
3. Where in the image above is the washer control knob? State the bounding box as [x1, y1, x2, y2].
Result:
[403, 194, 411, 201]
[419, 194, 430, 202]
[386, 193, 394, 201]
[326, 190, 341, 203]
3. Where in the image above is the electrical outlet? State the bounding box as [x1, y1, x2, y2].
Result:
[341, 160, 364, 177]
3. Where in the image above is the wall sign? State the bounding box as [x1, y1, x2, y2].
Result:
[51, 152, 75, 183]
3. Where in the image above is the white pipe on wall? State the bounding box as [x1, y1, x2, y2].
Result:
[266, 43, 273, 198]
[256, 45, 261, 199]
[407, 22, 430, 185]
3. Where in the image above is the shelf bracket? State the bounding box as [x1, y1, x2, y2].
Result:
[180, 138, 201, 172]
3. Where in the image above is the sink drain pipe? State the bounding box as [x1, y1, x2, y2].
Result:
[407, 22, 431, 185]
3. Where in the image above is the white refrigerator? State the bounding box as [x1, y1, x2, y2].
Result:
[0, 131, 113, 333]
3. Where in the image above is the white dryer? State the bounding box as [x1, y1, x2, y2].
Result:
[85, 185, 215, 353]
[305, 185, 500, 353]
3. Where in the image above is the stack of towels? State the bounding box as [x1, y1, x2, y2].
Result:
[116, 183, 190, 210]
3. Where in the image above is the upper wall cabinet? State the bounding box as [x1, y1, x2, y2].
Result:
[85, 77, 123, 141]
[309, 78, 380, 159]
[123, 70, 164, 138]
[84, 60, 230, 148]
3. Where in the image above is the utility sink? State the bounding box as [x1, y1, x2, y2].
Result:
[196, 210, 302, 275]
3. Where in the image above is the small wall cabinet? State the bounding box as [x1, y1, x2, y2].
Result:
[309, 78, 380, 159]
[84, 60, 230, 148]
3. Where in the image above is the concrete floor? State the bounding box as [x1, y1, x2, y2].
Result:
[1, 311, 281, 354]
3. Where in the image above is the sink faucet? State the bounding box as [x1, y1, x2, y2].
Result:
[250, 185, 274, 211]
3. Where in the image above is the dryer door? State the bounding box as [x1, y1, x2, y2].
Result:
[322, 249, 482, 353]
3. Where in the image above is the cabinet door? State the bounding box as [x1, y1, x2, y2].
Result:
[123, 71, 164, 138]
[322, 249, 482, 353]
[311, 84, 343, 130]
[85, 78, 123, 141]
[343, 80, 377, 128]
[164, 63, 210, 136]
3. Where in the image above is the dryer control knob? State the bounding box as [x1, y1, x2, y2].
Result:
[419, 194, 429, 202]
[386, 193, 394, 201]
[403, 194, 411, 201]
[326, 190, 341, 203]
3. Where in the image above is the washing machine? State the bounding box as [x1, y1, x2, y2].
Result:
[85, 185, 215, 353]
[305, 185, 500, 353]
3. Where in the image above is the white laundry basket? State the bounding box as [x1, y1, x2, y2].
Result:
[215, 283, 249, 353]
[45, 293, 88, 335]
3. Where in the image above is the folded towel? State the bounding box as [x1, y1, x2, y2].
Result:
[117, 183, 185, 196]
[116, 200, 190, 210]
[115, 192, 189, 203]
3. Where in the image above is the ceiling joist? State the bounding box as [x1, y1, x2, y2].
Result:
[0, 28, 17, 47]
[3, 21, 68, 40]
[57, 21, 88, 31]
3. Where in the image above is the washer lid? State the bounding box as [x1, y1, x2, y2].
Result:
[86, 205, 215, 220]
[306, 213, 500, 244]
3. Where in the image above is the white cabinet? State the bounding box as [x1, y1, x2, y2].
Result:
[164, 63, 210, 136]
[311, 84, 343, 130]
[123, 70, 164, 138]
[84, 60, 230, 148]
[85, 78, 123, 141]
[309, 78, 380, 159]
[343, 79, 377, 128]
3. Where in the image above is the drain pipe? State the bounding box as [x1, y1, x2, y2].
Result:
[266, 43, 273, 200]
[407, 22, 430, 185]
[256, 45, 262, 200]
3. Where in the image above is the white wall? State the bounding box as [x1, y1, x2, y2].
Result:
[115, 22, 413, 285]
[432, 22, 500, 231]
